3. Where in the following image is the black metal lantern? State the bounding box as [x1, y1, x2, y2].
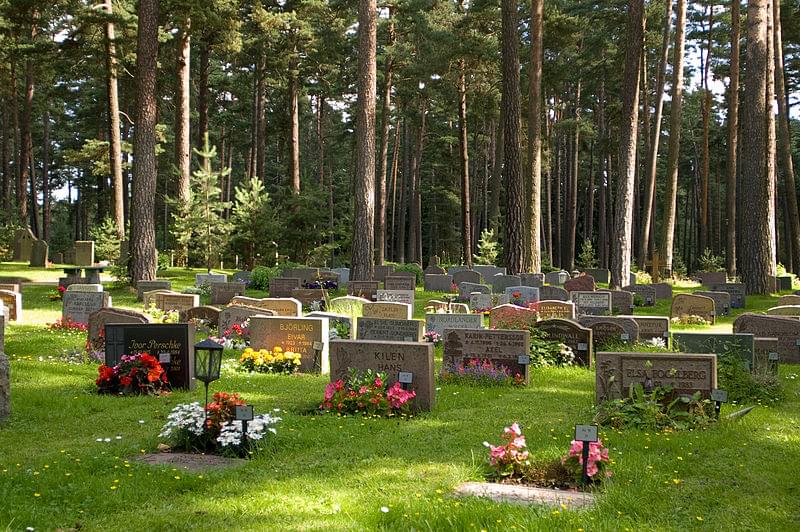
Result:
[194, 339, 224, 415]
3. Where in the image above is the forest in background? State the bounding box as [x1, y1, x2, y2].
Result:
[0, 0, 798, 292]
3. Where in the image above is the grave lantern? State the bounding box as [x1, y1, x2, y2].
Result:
[194, 338, 224, 415]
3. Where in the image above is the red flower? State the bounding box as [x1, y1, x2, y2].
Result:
[120, 376, 132, 386]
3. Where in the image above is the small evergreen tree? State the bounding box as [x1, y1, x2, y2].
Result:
[231, 177, 278, 268]
[473, 229, 500, 265]
[171, 134, 232, 272]
[577, 239, 598, 269]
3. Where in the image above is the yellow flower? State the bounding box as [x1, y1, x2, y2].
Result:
[294, 358, 301, 365]
[273, 346, 283, 353]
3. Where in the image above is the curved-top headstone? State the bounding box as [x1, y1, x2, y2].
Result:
[766, 305, 800, 316]
[453, 270, 481, 286]
[778, 294, 800, 306]
[491, 275, 522, 294]
[489, 304, 538, 330]
[87, 308, 150, 352]
[734, 313, 800, 363]
[695, 291, 731, 316]
[539, 285, 569, 301]
[565, 274, 596, 293]
[534, 318, 593, 366]
[579, 316, 639, 345]
[623, 284, 656, 306]
[181, 306, 221, 327]
[671, 294, 715, 323]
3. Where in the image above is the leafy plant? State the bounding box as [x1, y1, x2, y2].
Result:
[231, 177, 279, 269]
[576, 239, 598, 269]
[250, 265, 282, 291]
[715, 341, 784, 404]
[562, 439, 612, 483]
[439, 358, 525, 387]
[89, 217, 122, 262]
[594, 383, 715, 431]
[473, 229, 499, 266]
[95, 353, 169, 396]
[698, 248, 725, 272]
[239, 347, 302, 374]
[529, 327, 575, 367]
[319, 369, 416, 416]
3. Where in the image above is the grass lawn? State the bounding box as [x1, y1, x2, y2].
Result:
[1, 264, 799, 530]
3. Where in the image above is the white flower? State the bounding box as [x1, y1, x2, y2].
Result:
[380, 507, 389, 513]
[159, 402, 206, 438]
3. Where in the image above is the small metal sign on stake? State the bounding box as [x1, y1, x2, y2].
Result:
[312, 341, 324, 373]
[574, 424, 599, 486]
[768, 352, 779, 373]
[398, 371, 413, 391]
[518, 355, 531, 366]
[711, 388, 728, 418]
[235, 405, 254, 448]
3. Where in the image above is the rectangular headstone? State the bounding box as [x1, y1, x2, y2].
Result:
[67, 283, 103, 292]
[291, 288, 328, 309]
[218, 305, 274, 333]
[161, 293, 200, 313]
[651, 283, 673, 300]
[0, 284, 20, 293]
[376, 289, 415, 309]
[385, 275, 417, 291]
[269, 277, 302, 298]
[504, 286, 539, 306]
[598, 290, 635, 314]
[595, 352, 717, 403]
[473, 265, 506, 278]
[571, 291, 611, 316]
[0, 291, 21, 322]
[356, 317, 424, 342]
[210, 282, 247, 305]
[624, 284, 656, 306]
[63, 291, 107, 325]
[698, 271, 727, 286]
[249, 316, 329, 373]
[195, 273, 228, 287]
[491, 275, 522, 294]
[469, 293, 494, 312]
[458, 282, 491, 302]
[519, 272, 545, 288]
[136, 280, 172, 301]
[442, 328, 531, 384]
[694, 291, 730, 316]
[539, 285, 569, 301]
[672, 332, 754, 367]
[583, 269, 610, 284]
[489, 304, 538, 330]
[734, 313, 800, 363]
[545, 271, 569, 286]
[374, 264, 395, 282]
[75, 241, 95, 266]
[423, 274, 454, 293]
[348, 281, 380, 300]
[425, 313, 483, 336]
[708, 283, 746, 308]
[29, 240, 48, 267]
[535, 300, 576, 320]
[87, 308, 150, 353]
[329, 339, 435, 411]
[104, 323, 195, 390]
[453, 270, 482, 286]
[281, 267, 319, 286]
[362, 302, 412, 320]
[776, 276, 793, 292]
[621, 315, 670, 342]
[332, 268, 351, 285]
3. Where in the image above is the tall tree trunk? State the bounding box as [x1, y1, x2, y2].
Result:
[410, 102, 427, 264]
[104, 0, 125, 238]
[175, 19, 191, 204]
[376, 11, 394, 265]
[737, 0, 775, 294]
[699, 4, 713, 255]
[727, 0, 740, 275]
[129, 0, 160, 283]
[255, 57, 266, 183]
[289, 59, 301, 194]
[488, 114, 503, 232]
[765, 0, 777, 276]
[545, 106, 553, 264]
[640, 0, 672, 265]
[773, 0, 800, 273]
[317, 95, 325, 187]
[42, 108, 50, 241]
[501, 0, 524, 274]
[611, 0, 644, 289]
[196, 40, 210, 151]
[1, 101, 9, 211]
[662, 0, 687, 273]
[10, 59, 20, 217]
[458, 58, 472, 268]
[18, 19, 37, 226]
[388, 121, 400, 261]
[566, 81, 581, 271]
[554, 109, 562, 268]
[351, 0, 377, 280]
[396, 119, 407, 263]
[527, 0, 544, 273]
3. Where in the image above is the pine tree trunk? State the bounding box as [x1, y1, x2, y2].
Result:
[104, 0, 125, 238]
[317, 95, 325, 187]
[376, 12, 394, 265]
[175, 19, 191, 204]
[388, 121, 400, 261]
[458, 60, 472, 268]
[396, 119, 407, 263]
[1, 101, 9, 211]
[699, 4, 713, 256]
[737, 0, 775, 294]
[773, 0, 800, 274]
[527, 0, 544, 273]
[727, 0, 740, 275]
[42, 108, 50, 241]
[18, 20, 36, 226]
[197, 40, 210, 151]
[129, 0, 160, 283]
[255, 57, 266, 183]
[610, 0, 644, 289]
[351, 0, 377, 280]
[566, 81, 581, 271]
[662, 0, 687, 274]
[488, 114, 503, 232]
[501, 0, 524, 274]
[289, 60, 301, 194]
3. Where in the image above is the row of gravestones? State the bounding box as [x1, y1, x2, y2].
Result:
[13, 228, 95, 267]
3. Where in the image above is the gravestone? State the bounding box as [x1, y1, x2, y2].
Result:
[629, 272, 637, 286]
[0, 316, 4, 352]
[504, 286, 539, 307]
[489, 304, 538, 330]
[651, 283, 673, 300]
[362, 302, 412, 320]
[425, 299, 449, 313]
[318, 271, 340, 285]
[595, 352, 717, 403]
[104, 323, 196, 390]
[385, 275, 417, 291]
[329, 340, 434, 411]
[753, 337, 779, 375]
[535, 319, 593, 366]
[766, 305, 800, 316]
[232, 271, 252, 287]
[447, 265, 469, 274]
[453, 270, 481, 286]
[195, 273, 227, 287]
[63, 291, 108, 324]
[374, 264, 395, 282]
[424, 256, 447, 275]
[51, 252, 63, 264]
[328, 296, 370, 318]
[250, 316, 329, 373]
[583, 269, 610, 284]
[348, 281, 380, 300]
[708, 283, 746, 309]
[620, 315, 670, 342]
[671, 294, 716, 323]
[775, 275, 793, 292]
[230, 297, 302, 317]
[269, 277, 301, 298]
[734, 313, 800, 363]
[469, 293, 494, 312]
[473, 265, 506, 279]
[0, 284, 19, 293]
[449, 303, 469, 314]
[777, 294, 800, 306]
[75, 241, 95, 266]
[376, 289, 415, 309]
[143, 289, 175, 310]
[306, 312, 352, 339]
[425, 313, 484, 336]
[332, 268, 351, 285]
[695, 291, 731, 316]
[571, 291, 611, 316]
[63, 247, 76, 265]
[564, 274, 596, 293]
[598, 290, 634, 315]
[544, 271, 569, 286]
[458, 282, 491, 302]
[0, 353, 8, 419]
[579, 316, 639, 345]
[519, 273, 545, 288]
[66, 283, 103, 292]
[13, 228, 36, 262]
[87, 308, 150, 352]
[698, 271, 727, 286]
[218, 305, 275, 333]
[29, 239, 48, 267]
[282, 267, 319, 285]
[210, 282, 247, 305]
[424, 274, 454, 293]
[180, 306, 221, 328]
[136, 280, 172, 301]
[491, 275, 522, 294]
[161, 293, 200, 313]
[356, 317, 424, 342]
[672, 332, 754, 367]
[535, 300, 575, 320]
[539, 285, 569, 302]
[623, 284, 656, 306]
[442, 329, 531, 384]
[291, 288, 327, 309]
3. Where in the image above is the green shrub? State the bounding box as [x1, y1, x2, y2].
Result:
[473, 229, 499, 266]
[697, 248, 725, 272]
[715, 342, 784, 404]
[251, 265, 282, 291]
[594, 383, 715, 431]
[576, 239, 598, 269]
[389, 262, 423, 285]
[529, 328, 575, 367]
[89, 217, 122, 262]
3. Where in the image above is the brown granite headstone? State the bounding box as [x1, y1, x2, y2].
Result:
[210, 282, 246, 305]
[161, 293, 200, 313]
[670, 294, 715, 323]
[363, 301, 412, 320]
[230, 296, 302, 317]
[453, 270, 481, 286]
[623, 284, 656, 306]
[218, 305, 275, 333]
[269, 277, 301, 298]
[579, 316, 639, 346]
[0, 291, 20, 322]
[329, 339, 434, 411]
[534, 300, 575, 320]
[698, 271, 727, 286]
[87, 308, 150, 352]
[651, 283, 673, 300]
[564, 274, 596, 293]
[598, 290, 635, 315]
[620, 315, 670, 342]
[534, 319, 593, 366]
[348, 281, 380, 300]
[385, 276, 417, 291]
[180, 306, 221, 328]
[249, 316, 329, 373]
[442, 328, 531, 384]
[734, 313, 800, 363]
[539, 285, 569, 301]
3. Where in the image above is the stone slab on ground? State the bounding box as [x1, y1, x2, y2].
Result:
[135, 452, 246, 471]
[454, 482, 595, 509]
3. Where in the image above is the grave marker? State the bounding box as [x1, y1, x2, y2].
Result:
[87, 308, 150, 352]
[519, 272, 545, 287]
[535, 319, 593, 366]
[623, 284, 656, 306]
[348, 280, 380, 300]
[442, 329, 531, 384]
[579, 316, 639, 346]
[161, 293, 200, 313]
[376, 289, 415, 309]
[250, 316, 329, 373]
[136, 280, 172, 301]
[733, 313, 800, 363]
[539, 285, 569, 301]
[708, 283, 746, 308]
[535, 300, 576, 320]
[620, 315, 670, 342]
[583, 269, 610, 284]
[469, 293, 494, 312]
[670, 294, 716, 323]
[362, 301, 412, 320]
[489, 304, 538, 330]
[230, 296, 302, 317]
[491, 275, 522, 294]
[75, 241, 95, 266]
[356, 317, 424, 342]
[29, 240, 48, 267]
[458, 282, 491, 302]
[571, 291, 611, 316]
[671, 332, 754, 367]
[12, 228, 36, 262]
[218, 305, 275, 333]
[564, 274, 596, 293]
[694, 291, 731, 316]
[180, 306, 221, 328]
[291, 288, 328, 309]
[210, 282, 247, 305]
[63, 291, 107, 325]
[424, 274, 454, 293]
[425, 313, 483, 336]
[269, 277, 302, 298]
[385, 275, 417, 291]
[453, 270, 481, 286]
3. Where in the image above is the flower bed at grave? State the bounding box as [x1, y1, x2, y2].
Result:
[48, 285, 66, 301]
[145, 306, 180, 324]
[482, 423, 612, 490]
[95, 352, 169, 396]
[319, 369, 416, 417]
[159, 392, 281, 458]
[48, 317, 88, 333]
[210, 321, 250, 350]
[238, 347, 301, 374]
[304, 280, 337, 290]
[670, 314, 710, 326]
[423, 331, 442, 345]
[440, 358, 525, 387]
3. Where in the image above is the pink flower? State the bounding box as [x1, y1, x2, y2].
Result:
[505, 423, 523, 437]
[374, 377, 383, 388]
[324, 383, 336, 401]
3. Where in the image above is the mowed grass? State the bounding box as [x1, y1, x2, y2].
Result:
[1, 264, 799, 530]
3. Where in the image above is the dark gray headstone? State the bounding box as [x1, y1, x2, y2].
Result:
[672, 332, 754, 367]
[535, 318, 593, 366]
[709, 283, 746, 308]
[453, 270, 481, 286]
